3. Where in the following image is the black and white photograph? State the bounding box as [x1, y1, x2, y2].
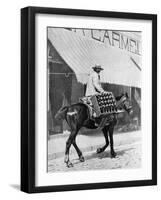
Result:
[47, 27, 141, 172]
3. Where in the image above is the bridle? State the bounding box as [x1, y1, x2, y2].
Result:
[116, 94, 132, 114]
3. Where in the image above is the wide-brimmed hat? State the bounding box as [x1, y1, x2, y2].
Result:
[92, 64, 104, 71]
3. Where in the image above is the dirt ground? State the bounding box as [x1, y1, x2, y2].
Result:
[48, 131, 141, 172]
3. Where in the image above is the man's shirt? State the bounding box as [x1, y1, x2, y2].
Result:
[85, 71, 104, 96]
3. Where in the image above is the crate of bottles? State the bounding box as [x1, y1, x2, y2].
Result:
[91, 92, 117, 117]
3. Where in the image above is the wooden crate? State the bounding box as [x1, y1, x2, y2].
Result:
[91, 92, 117, 117]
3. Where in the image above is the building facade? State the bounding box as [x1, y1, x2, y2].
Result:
[48, 28, 141, 134]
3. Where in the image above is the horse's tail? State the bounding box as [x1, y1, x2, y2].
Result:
[55, 106, 68, 121]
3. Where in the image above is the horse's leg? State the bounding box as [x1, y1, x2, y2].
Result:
[109, 125, 116, 158]
[64, 130, 77, 167]
[97, 126, 109, 153]
[72, 139, 84, 162]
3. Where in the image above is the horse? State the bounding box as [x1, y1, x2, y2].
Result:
[55, 93, 132, 167]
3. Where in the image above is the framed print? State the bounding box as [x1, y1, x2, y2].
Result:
[21, 6, 157, 193]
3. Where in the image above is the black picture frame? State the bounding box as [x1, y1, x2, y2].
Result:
[21, 6, 157, 193]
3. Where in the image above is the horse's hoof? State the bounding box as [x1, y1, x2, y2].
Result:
[66, 162, 73, 168]
[111, 152, 117, 158]
[79, 156, 85, 162]
[97, 148, 103, 154]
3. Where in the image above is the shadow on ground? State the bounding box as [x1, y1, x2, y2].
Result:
[10, 184, 20, 191]
[71, 147, 135, 165]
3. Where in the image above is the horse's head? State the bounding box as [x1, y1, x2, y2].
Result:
[55, 106, 68, 121]
[116, 93, 133, 115]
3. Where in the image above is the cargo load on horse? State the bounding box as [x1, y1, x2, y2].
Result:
[80, 91, 124, 128]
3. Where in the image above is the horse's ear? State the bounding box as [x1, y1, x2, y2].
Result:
[115, 96, 120, 101]
[125, 92, 129, 98]
[115, 94, 122, 101]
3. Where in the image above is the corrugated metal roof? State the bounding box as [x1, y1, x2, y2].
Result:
[48, 28, 141, 88]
